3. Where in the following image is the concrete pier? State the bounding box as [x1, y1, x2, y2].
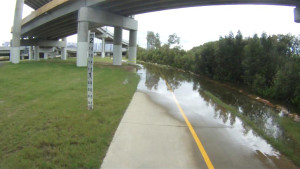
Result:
[76, 21, 89, 67]
[128, 30, 137, 65]
[29, 46, 33, 60]
[113, 27, 123, 66]
[102, 38, 106, 58]
[34, 46, 40, 61]
[61, 38, 67, 60]
[44, 52, 48, 60]
[11, 0, 24, 64]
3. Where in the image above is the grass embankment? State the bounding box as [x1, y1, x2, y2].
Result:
[0, 59, 139, 168]
[203, 90, 300, 166]
[68, 56, 127, 64]
[68, 57, 115, 63]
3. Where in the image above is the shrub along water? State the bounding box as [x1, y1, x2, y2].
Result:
[137, 31, 300, 109]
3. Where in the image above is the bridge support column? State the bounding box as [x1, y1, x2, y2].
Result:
[61, 38, 67, 60]
[77, 21, 89, 67]
[113, 27, 123, 66]
[29, 46, 33, 60]
[295, 7, 300, 23]
[11, 0, 24, 64]
[128, 30, 137, 65]
[44, 52, 48, 60]
[34, 46, 40, 61]
[102, 38, 106, 58]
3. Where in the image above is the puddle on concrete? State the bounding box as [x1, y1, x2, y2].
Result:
[136, 63, 297, 168]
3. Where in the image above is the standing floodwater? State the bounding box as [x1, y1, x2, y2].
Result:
[136, 63, 298, 168]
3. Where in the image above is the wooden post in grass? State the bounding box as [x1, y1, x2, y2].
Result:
[87, 32, 95, 110]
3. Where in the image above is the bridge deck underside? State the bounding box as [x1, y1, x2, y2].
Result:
[25, 0, 52, 10]
[21, 0, 299, 40]
[96, 0, 299, 16]
[22, 12, 78, 40]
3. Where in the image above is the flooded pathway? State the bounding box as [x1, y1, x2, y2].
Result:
[136, 63, 298, 169]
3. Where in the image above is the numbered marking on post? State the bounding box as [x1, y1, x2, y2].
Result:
[87, 32, 95, 110]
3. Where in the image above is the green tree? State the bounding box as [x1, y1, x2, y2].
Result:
[147, 31, 161, 49]
[168, 33, 180, 47]
[137, 31, 300, 108]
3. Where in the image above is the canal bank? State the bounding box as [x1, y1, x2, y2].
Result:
[101, 63, 298, 169]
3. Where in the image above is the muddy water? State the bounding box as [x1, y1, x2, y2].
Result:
[136, 63, 298, 168]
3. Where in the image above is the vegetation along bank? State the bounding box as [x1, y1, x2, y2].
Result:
[138, 31, 300, 110]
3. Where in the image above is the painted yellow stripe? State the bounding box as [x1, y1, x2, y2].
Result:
[163, 76, 215, 169]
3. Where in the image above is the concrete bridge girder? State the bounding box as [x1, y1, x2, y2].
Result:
[20, 39, 67, 60]
[78, 7, 138, 31]
[33, 46, 54, 61]
[13, 0, 300, 65]
[93, 27, 130, 58]
[76, 7, 138, 67]
[21, 39, 67, 48]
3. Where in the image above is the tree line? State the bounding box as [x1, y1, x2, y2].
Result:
[137, 31, 300, 108]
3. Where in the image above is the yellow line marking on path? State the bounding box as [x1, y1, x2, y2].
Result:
[163, 75, 215, 169]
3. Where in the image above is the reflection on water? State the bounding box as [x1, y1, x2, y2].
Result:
[136, 63, 293, 158]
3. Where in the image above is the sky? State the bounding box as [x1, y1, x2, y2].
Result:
[1, 1, 300, 50]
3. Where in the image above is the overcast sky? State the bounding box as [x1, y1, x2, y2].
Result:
[1, 1, 300, 50]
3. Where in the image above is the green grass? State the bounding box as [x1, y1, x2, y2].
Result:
[0, 60, 139, 168]
[68, 56, 127, 64]
[203, 90, 300, 166]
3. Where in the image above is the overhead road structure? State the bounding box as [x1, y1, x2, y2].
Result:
[11, 0, 300, 66]
[92, 27, 129, 58]
[0, 47, 28, 60]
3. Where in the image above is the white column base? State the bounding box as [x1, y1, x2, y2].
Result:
[128, 46, 137, 65]
[77, 42, 88, 67]
[10, 47, 20, 64]
[44, 52, 48, 60]
[61, 48, 67, 60]
[113, 45, 122, 66]
[101, 52, 105, 58]
[29, 47, 33, 60]
[34, 46, 40, 61]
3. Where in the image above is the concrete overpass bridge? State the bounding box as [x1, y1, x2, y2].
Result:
[93, 27, 129, 57]
[10, 0, 300, 66]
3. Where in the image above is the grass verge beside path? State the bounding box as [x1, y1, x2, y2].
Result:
[203, 90, 300, 166]
[0, 60, 139, 168]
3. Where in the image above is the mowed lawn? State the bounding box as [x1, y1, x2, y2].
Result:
[0, 60, 139, 168]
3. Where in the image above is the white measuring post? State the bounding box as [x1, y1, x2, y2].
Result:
[87, 32, 95, 110]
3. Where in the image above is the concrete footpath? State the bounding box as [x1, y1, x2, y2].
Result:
[100, 91, 205, 169]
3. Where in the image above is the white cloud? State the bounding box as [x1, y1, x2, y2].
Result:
[136, 5, 300, 50]
[0, 2, 33, 44]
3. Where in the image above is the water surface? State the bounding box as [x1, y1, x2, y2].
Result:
[135, 63, 297, 168]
